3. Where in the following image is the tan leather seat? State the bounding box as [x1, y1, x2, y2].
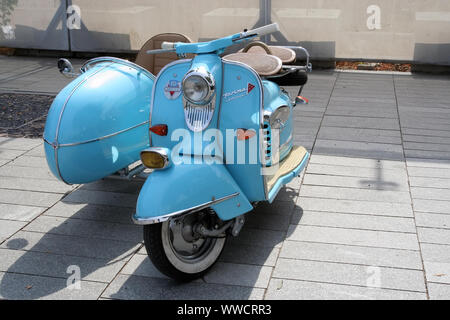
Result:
[238, 41, 296, 64]
[135, 33, 193, 75]
[241, 45, 296, 64]
[223, 53, 282, 76]
[223, 41, 283, 76]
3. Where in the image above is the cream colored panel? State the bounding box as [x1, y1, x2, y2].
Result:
[71, 0, 260, 51]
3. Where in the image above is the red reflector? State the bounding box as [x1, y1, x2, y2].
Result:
[149, 124, 168, 136]
[296, 96, 309, 104]
[236, 128, 256, 141]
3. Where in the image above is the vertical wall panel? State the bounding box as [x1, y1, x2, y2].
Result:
[0, 0, 69, 50]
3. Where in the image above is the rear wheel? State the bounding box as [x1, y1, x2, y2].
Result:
[143, 210, 226, 282]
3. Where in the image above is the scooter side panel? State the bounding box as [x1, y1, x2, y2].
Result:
[135, 162, 253, 222]
[219, 61, 266, 202]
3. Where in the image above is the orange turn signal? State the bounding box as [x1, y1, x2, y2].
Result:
[149, 124, 168, 136]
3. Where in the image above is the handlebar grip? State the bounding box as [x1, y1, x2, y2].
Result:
[246, 23, 280, 37]
[161, 42, 175, 50]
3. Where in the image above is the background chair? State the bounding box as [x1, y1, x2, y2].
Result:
[135, 33, 193, 75]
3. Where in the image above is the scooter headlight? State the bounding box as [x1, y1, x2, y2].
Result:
[182, 69, 215, 105]
[269, 105, 290, 130]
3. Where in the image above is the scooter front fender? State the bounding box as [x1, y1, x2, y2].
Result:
[133, 162, 253, 224]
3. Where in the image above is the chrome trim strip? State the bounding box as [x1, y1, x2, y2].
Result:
[57, 120, 149, 147]
[132, 192, 240, 225]
[149, 59, 192, 147]
[215, 59, 226, 157]
[81, 57, 156, 80]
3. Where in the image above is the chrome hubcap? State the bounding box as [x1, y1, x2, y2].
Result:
[166, 212, 217, 263]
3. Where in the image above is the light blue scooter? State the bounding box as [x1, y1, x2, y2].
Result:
[44, 23, 311, 281]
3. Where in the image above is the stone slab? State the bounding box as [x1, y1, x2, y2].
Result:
[265, 278, 426, 300]
[280, 241, 422, 270]
[273, 258, 426, 292]
[287, 225, 420, 250]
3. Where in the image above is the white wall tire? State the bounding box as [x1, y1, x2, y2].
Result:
[143, 212, 227, 281]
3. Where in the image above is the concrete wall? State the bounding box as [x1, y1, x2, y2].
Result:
[1, 0, 449, 65]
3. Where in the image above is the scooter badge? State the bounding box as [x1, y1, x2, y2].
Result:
[164, 80, 182, 100]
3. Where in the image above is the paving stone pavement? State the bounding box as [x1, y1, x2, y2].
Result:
[1, 56, 450, 299]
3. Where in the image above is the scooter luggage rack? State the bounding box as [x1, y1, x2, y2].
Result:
[264, 45, 312, 105]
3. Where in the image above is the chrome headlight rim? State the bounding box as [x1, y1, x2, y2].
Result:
[268, 105, 290, 130]
[182, 69, 215, 105]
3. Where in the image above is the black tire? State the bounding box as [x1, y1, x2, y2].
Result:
[143, 221, 226, 282]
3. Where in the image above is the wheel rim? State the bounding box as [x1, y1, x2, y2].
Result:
[161, 211, 226, 274]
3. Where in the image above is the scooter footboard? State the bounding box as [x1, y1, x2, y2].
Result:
[133, 162, 253, 224]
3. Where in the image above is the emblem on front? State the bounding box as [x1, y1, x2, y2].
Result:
[164, 80, 182, 100]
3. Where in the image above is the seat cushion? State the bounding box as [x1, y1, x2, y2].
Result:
[223, 53, 282, 76]
[240, 45, 296, 64]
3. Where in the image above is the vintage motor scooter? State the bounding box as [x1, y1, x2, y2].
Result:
[44, 23, 311, 281]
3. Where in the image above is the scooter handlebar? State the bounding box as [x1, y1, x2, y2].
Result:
[244, 23, 280, 37]
[147, 23, 280, 55]
[161, 42, 175, 50]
